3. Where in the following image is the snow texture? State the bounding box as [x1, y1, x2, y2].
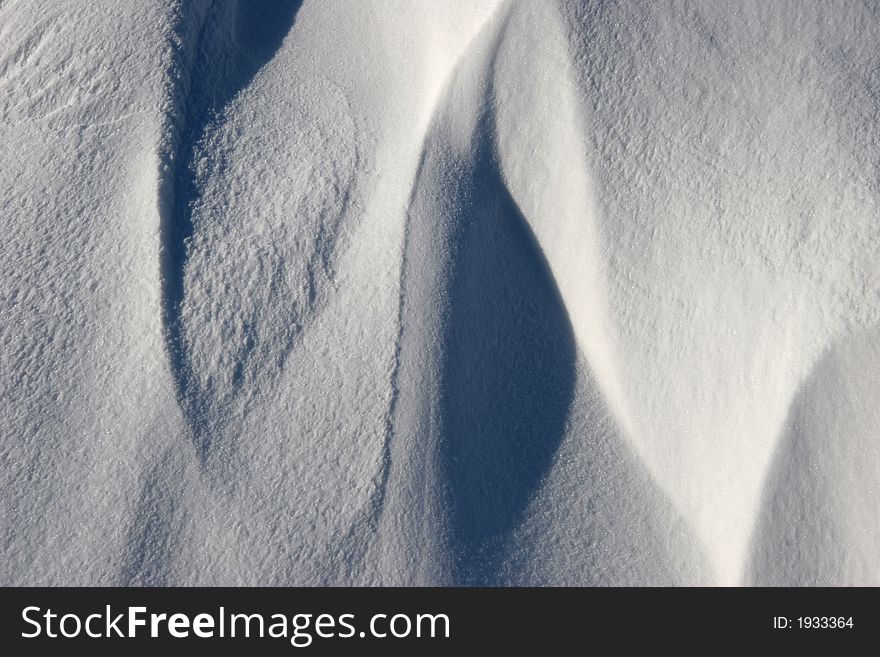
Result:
[2, 0, 879, 585]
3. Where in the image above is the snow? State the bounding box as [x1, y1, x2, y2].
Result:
[2, 0, 879, 586]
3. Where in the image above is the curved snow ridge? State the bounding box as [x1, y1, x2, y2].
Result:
[492, 2, 635, 443]
[329, 0, 511, 585]
[377, 0, 880, 585]
[746, 329, 880, 585]
[557, 0, 880, 584]
[489, 0, 709, 584]
[375, 0, 669, 584]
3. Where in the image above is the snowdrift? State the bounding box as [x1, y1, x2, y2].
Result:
[2, 0, 879, 585]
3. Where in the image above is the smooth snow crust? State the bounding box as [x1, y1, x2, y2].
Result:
[2, 0, 879, 585]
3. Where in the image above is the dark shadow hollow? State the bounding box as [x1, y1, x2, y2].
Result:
[439, 166, 577, 584]
[160, 0, 303, 453]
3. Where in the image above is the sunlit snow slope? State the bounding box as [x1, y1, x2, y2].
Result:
[2, 0, 879, 585]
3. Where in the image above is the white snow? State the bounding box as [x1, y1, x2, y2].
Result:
[2, 0, 879, 586]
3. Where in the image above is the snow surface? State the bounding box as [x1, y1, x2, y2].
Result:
[2, 0, 879, 586]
